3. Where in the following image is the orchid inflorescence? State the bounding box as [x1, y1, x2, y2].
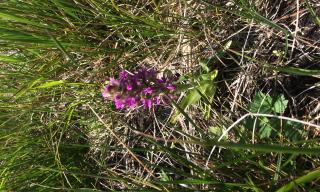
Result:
[102, 67, 176, 109]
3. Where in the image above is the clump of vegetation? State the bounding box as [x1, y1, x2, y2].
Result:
[102, 68, 177, 109]
[1, 0, 320, 191]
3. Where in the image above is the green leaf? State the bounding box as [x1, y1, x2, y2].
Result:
[283, 121, 306, 142]
[179, 88, 202, 110]
[159, 170, 172, 182]
[176, 70, 218, 113]
[273, 94, 288, 113]
[200, 60, 210, 73]
[200, 70, 218, 119]
[249, 91, 273, 113]
[249, 92, 288, 114]
[209, 126, 227, 140]
[202, 70, 218, 81]
[172, 69, 217, 122]
[258, 117, 273, 139]
[248, 92, 290, 139]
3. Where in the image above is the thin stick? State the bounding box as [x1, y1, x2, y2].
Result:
[251, 113, 320, 128]
[290, 0, 300, 59]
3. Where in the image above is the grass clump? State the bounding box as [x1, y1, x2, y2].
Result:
[1, 0, 320, 191]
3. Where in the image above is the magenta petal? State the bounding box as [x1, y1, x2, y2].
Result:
[154, 96, 161, 105]
[125, 97, 137, 108]
[136, 80, 142, 86]
[102, 86, 112, 98]
[109, 77, 119, 86]
[156, 79, 165, 84]
[126, 84, 133, 91]
[102, 90, 108, 98]
[114, 95, 125, 109]
[119, 70, 128, 80]
[166, 83, 176, 90]
[143, 99, 153, 109]
[106, 85, 112, 91]
[143, 87, 153, 94]
[147, 100, 152, 109]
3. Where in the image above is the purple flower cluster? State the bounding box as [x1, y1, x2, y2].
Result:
[102, 68, 176, 109]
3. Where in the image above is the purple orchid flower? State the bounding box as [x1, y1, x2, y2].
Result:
[102, 67, 176, 110]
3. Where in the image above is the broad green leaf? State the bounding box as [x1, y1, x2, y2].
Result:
[177, 70, 218, 112]
[175, 84, 192, 92]
[249, 92, 287, 114]
[284, 121, 306, 142]
[248, 92, 291, 139]
[273, 94, 288, 113]
[249, 91, 273, 113]
[179, 88, 201, 110]
[201, 70, 218, 81]
[200, 70, 218, 118]
[258, 117, 273, 139]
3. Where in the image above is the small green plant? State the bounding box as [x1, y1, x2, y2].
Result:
[177, 69, 218, 118]
[246, 91, 306, 141]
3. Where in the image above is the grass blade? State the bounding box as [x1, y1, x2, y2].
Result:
[276, 168, 320, 192]
[264, 65, 320, 77]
